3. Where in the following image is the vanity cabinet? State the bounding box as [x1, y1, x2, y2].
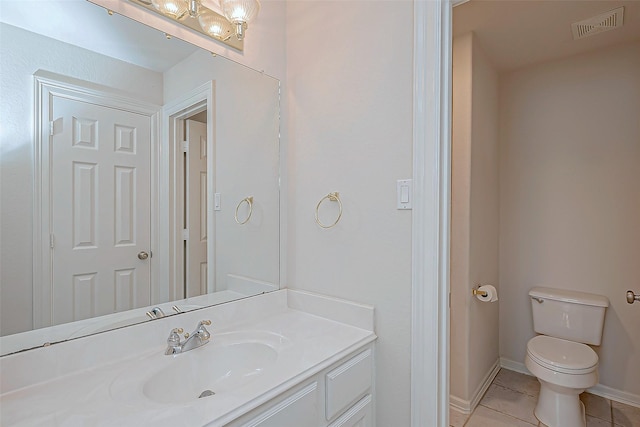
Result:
[225, 345, 374, 427]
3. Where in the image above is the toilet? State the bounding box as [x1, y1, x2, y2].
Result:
[525, 287, 609, 427]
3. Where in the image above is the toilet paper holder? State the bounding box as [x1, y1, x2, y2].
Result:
[472, 286, 488, 297]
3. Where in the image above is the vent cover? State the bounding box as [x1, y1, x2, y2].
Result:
[572, 7, 625, 40]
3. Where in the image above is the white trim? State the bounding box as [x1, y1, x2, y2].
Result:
[412, 1, 453, 426]
[499, 357, 532, 376]
[500, 357, 640, 408]
[161, 82, 215, 302]
[589, 383, 640, 409]
[32, 70, 160, 329]
[450, 358, 501, 414]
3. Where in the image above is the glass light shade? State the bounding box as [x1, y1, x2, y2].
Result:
[197, 8, 233, 41]
[219, 0, 260, 24]
[151, 0, 190, 19]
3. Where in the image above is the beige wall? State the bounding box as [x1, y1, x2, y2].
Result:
[451, 33, 473, 402]
[285, 1, 414, 425]
[499, 41, 640, 398]
[451, 32, 500, 407]
[468, 31, 500, 400]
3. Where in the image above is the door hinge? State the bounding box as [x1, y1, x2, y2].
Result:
[181, 141, 189, 153]
[49, 233, 55, 249]
[49, 121, 55, 136]
[182, 229, 189, 240]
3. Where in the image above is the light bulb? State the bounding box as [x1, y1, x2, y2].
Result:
[198, 8, 233, 41]
[151, 0, 189, 19]
[219, 0, 260, 40]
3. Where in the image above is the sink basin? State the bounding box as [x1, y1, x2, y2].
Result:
[110, 331, 286, 405]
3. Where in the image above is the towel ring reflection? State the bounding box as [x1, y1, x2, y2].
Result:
[315, 192, 342, 229]
[235, 196, 254, 225]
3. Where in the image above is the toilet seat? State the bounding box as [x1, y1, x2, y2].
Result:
[527, 336, 598, 375]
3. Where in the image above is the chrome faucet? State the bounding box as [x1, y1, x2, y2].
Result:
[165, 320, 212, 355]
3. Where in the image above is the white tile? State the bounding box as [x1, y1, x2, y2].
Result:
[612, 400, 640, 427]
[581, 393, 612, 421]
[587, 415, 613, 427]
[449, 407, 470, 427]
[479, 384, 539, 425]
[493, 369, 540, 398]
[466, 405, 537, 427]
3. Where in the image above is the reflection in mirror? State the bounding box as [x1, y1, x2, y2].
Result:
[0, 0, 280, 356]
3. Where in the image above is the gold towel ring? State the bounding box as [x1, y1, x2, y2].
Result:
[315, 192, 342, 229]
[235, 196, 254, 224]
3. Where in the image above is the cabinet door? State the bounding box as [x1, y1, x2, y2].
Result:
[236, 381, 319, 427]
[327, 395, 373, 427]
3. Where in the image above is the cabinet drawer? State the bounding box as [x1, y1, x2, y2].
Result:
[328, 395, 373, 427]
[325, 349, 373, 420]
[236, 381, 319, 427]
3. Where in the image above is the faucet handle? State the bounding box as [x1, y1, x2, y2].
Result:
[166, 327, 184, 354]
[165, 328, 184, 355]
[196, 320, 212, 341]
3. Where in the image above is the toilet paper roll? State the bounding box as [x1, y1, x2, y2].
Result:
[476, 285, 498, 302]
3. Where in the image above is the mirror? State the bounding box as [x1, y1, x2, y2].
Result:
[0, 0, 280, 356]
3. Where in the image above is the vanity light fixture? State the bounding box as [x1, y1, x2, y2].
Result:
[138, 0, 259, 45]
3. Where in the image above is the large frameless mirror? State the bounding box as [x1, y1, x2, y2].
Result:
[0, 0, 280, 356]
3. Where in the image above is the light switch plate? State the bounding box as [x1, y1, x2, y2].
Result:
[397, 179, 412, 210]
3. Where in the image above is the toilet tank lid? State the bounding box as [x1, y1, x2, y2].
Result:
[529, 287, 609, 307]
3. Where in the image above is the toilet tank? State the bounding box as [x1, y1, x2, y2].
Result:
[529, 287, 609, 345]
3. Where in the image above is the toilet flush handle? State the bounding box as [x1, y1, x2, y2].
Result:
[532, 297, 544, 304]
[626, 291, 640, 304]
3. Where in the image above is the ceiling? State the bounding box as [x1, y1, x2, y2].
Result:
[453, 0, 640, 72]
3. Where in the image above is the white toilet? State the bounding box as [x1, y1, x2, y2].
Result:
[525, 287, 609, 427]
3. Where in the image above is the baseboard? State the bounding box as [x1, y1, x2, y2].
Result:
[499, 357, 640, 409]
[589, 383, 640, 409]
[450, 358, 501, 414]
[499, 357, 531, 376]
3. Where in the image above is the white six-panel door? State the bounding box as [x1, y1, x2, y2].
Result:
[50, 95, 152, 325]
[185, 120, 208, 297]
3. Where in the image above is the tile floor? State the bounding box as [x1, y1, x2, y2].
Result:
[449, 369, 640, 427]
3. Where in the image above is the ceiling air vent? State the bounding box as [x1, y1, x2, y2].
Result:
[572, 7, 624, 40]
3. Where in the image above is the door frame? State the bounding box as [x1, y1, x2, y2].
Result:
[33, 70, 161, 329]
[411, 1, 453, 426]
[161, 81, 215, 302]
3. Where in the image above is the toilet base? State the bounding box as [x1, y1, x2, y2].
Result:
[534, 379, 586, 427]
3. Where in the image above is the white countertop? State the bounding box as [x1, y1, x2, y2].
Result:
[0, 290, 375, 426]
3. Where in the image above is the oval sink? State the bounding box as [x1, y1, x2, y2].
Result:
[110, 331, 286, 405]
[144, 341, 277, 404]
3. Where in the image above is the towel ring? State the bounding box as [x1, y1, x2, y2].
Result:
[235, 196, 254, 224]
[315, 192, 342, 229]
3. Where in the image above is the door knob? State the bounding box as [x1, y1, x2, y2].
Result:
[138, 251, 150, 260]
[627, 291, 640, 304]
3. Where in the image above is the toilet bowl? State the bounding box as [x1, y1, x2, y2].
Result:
[525, 335, 599, 427]
[526, 287, 609, 427]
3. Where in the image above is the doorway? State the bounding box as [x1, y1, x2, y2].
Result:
[163, 82, 215, 303]
[33, 71, 160, 328]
